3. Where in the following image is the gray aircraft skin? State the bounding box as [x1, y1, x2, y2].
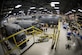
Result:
[13, 20, 42, 29]
[39, 15, 59, 26]
[17, 18, 32, 20]
[3, 23, 26, 42]
[14, 15, 59, 29]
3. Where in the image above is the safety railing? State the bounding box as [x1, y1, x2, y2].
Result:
[77, 22, 82, 28]
[0, 20, 60, 54]
[0, 26, 43, 55]
[54, 19, 61, 50]
[51, 19, 61, 50]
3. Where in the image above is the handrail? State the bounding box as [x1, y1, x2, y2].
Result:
[0, 26, 43, 55]
[54, 19, 61, 50]
[0, 26, 34, 43]
[33, 27, 43, 32]
[51, 19, 60, 49]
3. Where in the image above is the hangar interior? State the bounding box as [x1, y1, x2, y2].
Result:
[0, 0, 82, 55]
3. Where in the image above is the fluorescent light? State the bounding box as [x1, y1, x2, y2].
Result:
[78, 9, 82, 12]
[68, 11, 72, 14]
[50, 2, 55, 7]
[56, 10, 60, 14]
[13, 13, 16, 15]
[30, 7, 36, 9]
[8, 11, 12, 13]
[44, 9, 47, 11]
[54, 7, 59, 9]
[15, 5, 22, 8]
[39, 7, 44, 9]
[55, 2, 60, 4]
[34, 10, 37, 12]
[65, 11, 72, 15]
[72, 9, 76, 12]
[56, 10, 59, 11]
[19, 11, 24, 13]
[50, 2, 60, 7]
[47, 11, 50, 13]
[65, 13, 68, 15]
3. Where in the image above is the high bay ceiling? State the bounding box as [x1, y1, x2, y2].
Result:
[0, 0, 82, 18]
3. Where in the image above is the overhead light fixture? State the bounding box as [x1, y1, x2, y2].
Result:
[44, 9, 47, 11]
[15, 5, 22, 8]
[56, 10, 60, 14]
[47, 11, 50, 13]
[65, 12, 68, 15]
[39, 7, 44, 9]
[72, 9, 76, 12]
[54, 2, 60, 4]
[34, 10, 37, 12]
[78, 9, 82, 12]
[30, 7, 36, 9]
[8, 11, 12, 13]
[50, 2, 60, 7]
[19, 11, 24, 13]
[54, 7, 59, 9]
[56, 10, 59, 11]
[68, 11, 72, 14]
[50, 2, 55, 7]
[13, 13, 16, 15]
[65, 11, 72, 15]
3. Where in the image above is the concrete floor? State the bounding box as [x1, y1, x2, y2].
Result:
[54, 24, 75, 55]
[54, 23, 82, 55]
[23, 23, 82, 55]
[23, 40, 52, 55]
[23, 28, 53, 55]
